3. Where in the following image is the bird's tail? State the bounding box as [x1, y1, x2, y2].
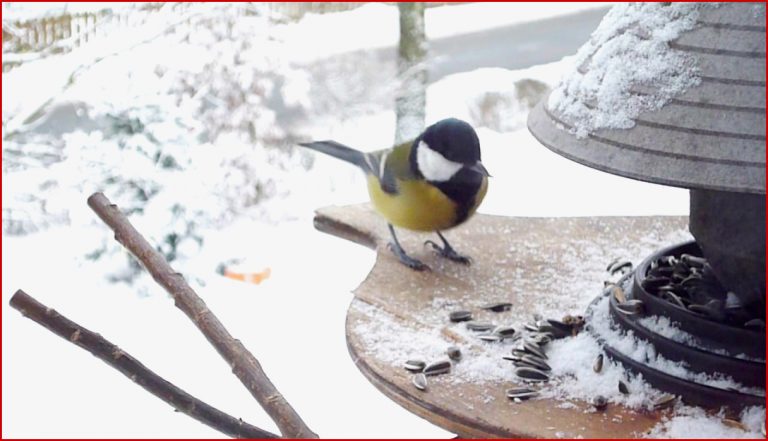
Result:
[299, 140, 371, 172]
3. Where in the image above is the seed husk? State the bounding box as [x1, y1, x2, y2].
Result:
[611, 285, 627, 303]
[721, 418, 747, 431]
[618, 380, 629, 395]
[506, 387, 539, 400]
[494, 326, 517, 339]
[653, 394, 676, 410]
[449, 310, 473, 322]
[592, 395, 608, 411]
[423, 360, 451, 376]
[616, 299, 644, 315]
[466, 321, 495, 332]
[412, 373, 427, 391]
[403, 360, 426, 372]
[514, 366, 550, 382]
[447, 346, 462, 361]
[593, 354, 604, 373]
[481, 302, 513, 312]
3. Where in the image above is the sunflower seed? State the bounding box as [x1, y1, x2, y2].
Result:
[744, 318, 765, 331]
[546, 319, 572, 333]
[506, 387, 539, 400]
[529, 332, 552, 346]
[403, 360, 426, 372]
[447, 346, 462, 361]
[524, 322, 540, 332]
[423, 360, 451, 376]
[616, 299, 644, 315]
[688, 300, 725, 321]
[538, 324, 570, 339]
[481, 302, 513, 312]
[618, 380, 629, 395]
[593, 354, 603, 373]
[642, 275, 671, 290]
[592, 395, 608, 411]
[521, 354, 551, 371]
[653, 394, 676, 410]
[466, 321, 495, 332]
[606, 257, 621, 272]
[494, 326, 517, 339]
[412, 373, 427, 391]
[609, 260, 633, 275]
[479, 333, 502, 342]
[662, 291, 686, 309]
[511, 348, 528, 358]
[502, 354, 523, 362]
[523, 340, 548, 360]
[680, 254, 706, 268]
[514, 366, 550, 383]
[449, 310, 473, 322]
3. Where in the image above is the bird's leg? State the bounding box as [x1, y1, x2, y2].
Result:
[425, 231, 472, 265]
[386, 224, 429, 271]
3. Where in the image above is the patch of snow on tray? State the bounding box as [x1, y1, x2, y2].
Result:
[646, 405, 765, 439]
[547, 3, 706, 138]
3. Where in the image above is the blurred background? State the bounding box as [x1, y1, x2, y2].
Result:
[3, 2, 689, 438]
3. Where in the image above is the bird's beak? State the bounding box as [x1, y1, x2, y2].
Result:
[468, 161, 491, 177]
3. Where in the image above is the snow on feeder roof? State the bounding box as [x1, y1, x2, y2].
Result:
[528, 2, 765, 194]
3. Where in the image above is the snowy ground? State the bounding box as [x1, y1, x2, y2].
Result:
[4, 3, 759, 439]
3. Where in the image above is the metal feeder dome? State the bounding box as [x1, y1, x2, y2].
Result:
[528, 3, 765, 410]
[528, 2, 765, 306]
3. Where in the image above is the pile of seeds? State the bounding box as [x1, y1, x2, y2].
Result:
[641, 253, 764, 328]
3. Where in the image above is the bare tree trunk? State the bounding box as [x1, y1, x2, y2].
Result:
[395, 2, 427, 145]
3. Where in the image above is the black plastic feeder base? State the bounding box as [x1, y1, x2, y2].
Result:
[586, 240, 766, 412]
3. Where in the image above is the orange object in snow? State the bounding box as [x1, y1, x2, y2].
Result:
[223, 267, 271, 284]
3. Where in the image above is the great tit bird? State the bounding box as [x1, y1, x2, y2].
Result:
[300, 118, 489, 271]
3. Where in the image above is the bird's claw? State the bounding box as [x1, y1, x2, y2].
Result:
[424, 240, 472, 265]
[387, 242, 430, 271]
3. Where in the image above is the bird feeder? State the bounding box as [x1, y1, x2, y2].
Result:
[528, 2, 765, 410]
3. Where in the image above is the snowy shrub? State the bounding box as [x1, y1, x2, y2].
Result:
[3, 3, 313, 287]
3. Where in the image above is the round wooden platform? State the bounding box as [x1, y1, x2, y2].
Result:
[316, 204, 690, 438]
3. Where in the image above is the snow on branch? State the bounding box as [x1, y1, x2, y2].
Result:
[9, 289, 278, 439]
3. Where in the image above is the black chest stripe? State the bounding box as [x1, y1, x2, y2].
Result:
[431, 169, 483, 225]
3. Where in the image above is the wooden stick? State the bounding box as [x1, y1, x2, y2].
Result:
[9, 289, 278, 439]
[87, 192, 317, 439]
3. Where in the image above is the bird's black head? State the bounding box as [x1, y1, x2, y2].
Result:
[410, 118, 488, 182]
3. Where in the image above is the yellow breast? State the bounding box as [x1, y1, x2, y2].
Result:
[367, 175, 487, 232]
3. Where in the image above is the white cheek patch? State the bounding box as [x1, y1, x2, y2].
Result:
[416, 141, 463, 182]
